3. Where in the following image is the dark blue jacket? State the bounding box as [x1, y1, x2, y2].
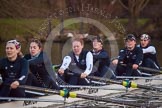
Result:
[92, 49, 110, 71]
[118, 46, 143, 66]
[0, 57, 28, 85]
[24, 51, 57, 87]
[139, 44, 160, 67]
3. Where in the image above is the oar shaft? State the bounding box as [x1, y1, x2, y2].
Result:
[116, 76, 162, 80]
[136, 84, 161, 91]
[0, 97, 64, 102]
[19, 85, 59, 95]
[60, 85, 125, 90]
[120, 63, 162, 74]
[87, 76, 121, 85]
[138, 66, 162, 74]
[86, 74, 162, 91]
[73, 93, 144, 107]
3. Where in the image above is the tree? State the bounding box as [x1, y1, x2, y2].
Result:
[119, 0, 149, 33]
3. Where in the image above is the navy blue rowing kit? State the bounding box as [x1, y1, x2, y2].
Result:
[137, 44, 160, 73]
[0, 57, 29, 97]
[116, 47, 143, 76]
[24, 51, 59, 90]
[91, 49, 111, 77]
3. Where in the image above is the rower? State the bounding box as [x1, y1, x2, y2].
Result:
[58, 35, 93, 85]
[137, 34, 160, 73]
[24, 38, 60, 92]
[0, 39, 28, 97]
[91, 36, 115, 79]
[112, 34, 143, 76]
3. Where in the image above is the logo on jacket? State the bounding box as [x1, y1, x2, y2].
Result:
[4, 66, 8, 70]
[80, 60, 86, 65]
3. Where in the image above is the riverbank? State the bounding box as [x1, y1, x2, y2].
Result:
[0, 18, 150, 42]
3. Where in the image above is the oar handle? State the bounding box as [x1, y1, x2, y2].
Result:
[65, 71, 81, 77]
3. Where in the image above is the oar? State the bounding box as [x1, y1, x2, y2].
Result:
[66, 72, 162, 91]
[19, 85, 59, 95]
[25, 90, 46, 96]
[18, 85, 145, 107]
[0, 97, 64, 103]
[89, 75, 162, 91]
[116, 76, 162, 80]
[138, 66, 162, 74]
[67, 92, 146, 107]
[60, 85, 126, 91]
[120, 64, 162, 74]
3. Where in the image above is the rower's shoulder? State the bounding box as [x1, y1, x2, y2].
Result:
[23, 54, 31, 60]
[135, 46, 143, 51]
[0, 58, 7, 67]
[0, 57, 8, 63]
[119, 48, 125, 53]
